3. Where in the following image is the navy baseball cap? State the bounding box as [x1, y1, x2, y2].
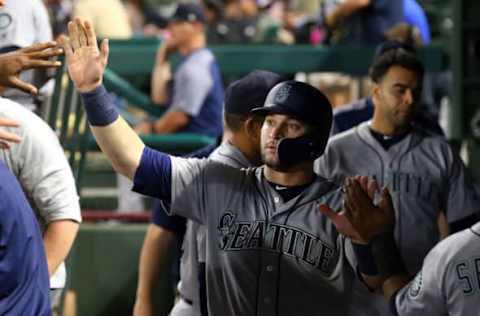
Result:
[251, 80, 333, 127]
[169, 3, 205, 23]
[224, 70, 283, 115]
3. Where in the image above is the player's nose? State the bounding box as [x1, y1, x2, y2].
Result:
[403, 89, 414, 105]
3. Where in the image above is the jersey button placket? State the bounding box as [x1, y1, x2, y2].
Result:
[257, 255, 278, 316]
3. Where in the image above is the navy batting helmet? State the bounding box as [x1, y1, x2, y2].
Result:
[251, 80, 333, 163]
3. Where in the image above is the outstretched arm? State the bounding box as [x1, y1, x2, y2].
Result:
[61, 18, 144, 179]
[0, 41, 62, 95]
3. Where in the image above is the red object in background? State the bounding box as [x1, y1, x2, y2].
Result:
[81, 210, 150, 223]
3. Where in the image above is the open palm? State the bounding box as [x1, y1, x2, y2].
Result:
[319, 176, 395, 244]
[61, 18, 109, 93]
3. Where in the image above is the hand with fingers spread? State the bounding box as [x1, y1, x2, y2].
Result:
[0, 41, 63, 95]
[61, 18, 109, 93]
[319, 176, 395, 243]
[0, 117, 21, 149]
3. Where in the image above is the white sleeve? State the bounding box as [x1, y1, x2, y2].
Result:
[32, 0, 53, 43]
[10, 109, 81, 224]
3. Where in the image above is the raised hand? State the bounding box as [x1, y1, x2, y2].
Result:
[0, 117, 21, 149]
[61, 18, 109, 93]
[0, 41, 62, 95]
[319, 176, 395, 244]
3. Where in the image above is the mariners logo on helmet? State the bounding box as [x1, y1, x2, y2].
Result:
[273, 83, 292, 104]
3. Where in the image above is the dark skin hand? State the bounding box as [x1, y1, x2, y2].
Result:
[0, 41, 63, 95]
[319, 175, 395, 244]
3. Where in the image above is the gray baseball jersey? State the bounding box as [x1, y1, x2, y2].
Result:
[175, 142, 252, 313]
[315, 121, 479, 315]
[395, 221, 480, 316]
[169, 157, 355, 316]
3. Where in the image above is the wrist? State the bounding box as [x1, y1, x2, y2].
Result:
[81, 85, 119, 126]
[77, 80, 103, 94]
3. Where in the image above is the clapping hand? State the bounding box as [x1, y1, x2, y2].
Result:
[319, 176, 395, 244]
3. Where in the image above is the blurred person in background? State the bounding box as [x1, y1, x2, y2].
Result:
[204, 0, 259, 44]
[43, 0, 74, 38]
[0, 0, 53, 111]
[324, 0, 403, 45]
[73, 0, 132, 39]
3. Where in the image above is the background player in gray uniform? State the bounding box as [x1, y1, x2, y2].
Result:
[61, 18, 392, 315]
[134, 70, 282, 316]
[315, 45, 480, 315]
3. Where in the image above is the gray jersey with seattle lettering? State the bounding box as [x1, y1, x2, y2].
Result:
[395, 221, 480, 316]
[177, 142, 252, 305]
[170, 157, 355, 316]
[315, 121, 479, 315]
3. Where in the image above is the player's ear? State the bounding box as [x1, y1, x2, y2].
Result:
[371, 81, 381, 106]
[244, 116, 262, 141]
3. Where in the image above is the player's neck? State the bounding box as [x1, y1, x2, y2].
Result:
[370, 115, 410, 136]
[264, 163, 315, 187]
[228, 134, 262, 166]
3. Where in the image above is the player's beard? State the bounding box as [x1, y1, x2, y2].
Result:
[261, 147, 296, 172]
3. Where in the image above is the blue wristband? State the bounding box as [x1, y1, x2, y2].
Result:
[80, 85, 119, 126]
[352, 242, 379, 276]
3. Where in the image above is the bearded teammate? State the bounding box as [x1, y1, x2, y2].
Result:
[134, 70, 283, 316]
[62, 18, 395, 316]
[316, 46, 479, 315]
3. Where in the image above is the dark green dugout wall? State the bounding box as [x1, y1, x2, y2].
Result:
[67, 224, 174, 316]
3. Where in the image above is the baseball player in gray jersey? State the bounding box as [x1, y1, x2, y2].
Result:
[393, 221, 480, 316]
[315, 45, 480, 315]
[167, 70, 284, 316]
[63, 18, 387, 316]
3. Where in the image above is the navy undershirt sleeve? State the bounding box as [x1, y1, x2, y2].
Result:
[150, 140, 220, 233]
[151, 200, 187, 239]
[132, 146, 172, 202]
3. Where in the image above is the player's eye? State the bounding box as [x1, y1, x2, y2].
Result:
[265, 118, 275, 127]
[287, 123, 301, 133]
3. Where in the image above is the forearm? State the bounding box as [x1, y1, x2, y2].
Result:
[82, 86, 145, 179]
[152, 110, 189, 134]
[43, 220, 80, 277]
[382, 275, 410, 301]
[91, 118, 144, 179]
[135, 225, 176, 302]
[151, 61, 171, 104]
